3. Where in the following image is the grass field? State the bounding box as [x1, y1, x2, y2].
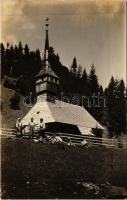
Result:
[1, 138, 127, 199]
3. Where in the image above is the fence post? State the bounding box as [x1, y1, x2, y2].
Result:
[114, 139, 118, 148]
[88, 134, 91, 146]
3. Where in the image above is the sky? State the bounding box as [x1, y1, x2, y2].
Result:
[1, 0, 126, 88]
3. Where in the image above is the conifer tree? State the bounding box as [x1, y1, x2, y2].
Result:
[106, 77, 126, 136]
[7, 43, 9, 49]
[1, 43, 5, 77]
[24, 44, 29, 56]
[115, 79, 126, 134]
[88, 64, 99, 94]
[71, 57, 77, 75]
[88, 64, 101, 121]
[106, 76, 116, 136]
[5, 44, 12, 75]
[18, 41, 23, 55]
[77, 65, 82, 79]
[82, 68, 87, 81]
[81, 68, 88, 95]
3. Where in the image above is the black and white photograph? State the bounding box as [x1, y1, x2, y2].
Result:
[1, 0, 127, 199]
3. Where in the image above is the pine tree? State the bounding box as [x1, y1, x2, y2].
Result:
[77, 65, 82, 79]
[71, 57, 77, 75]
[97, 85, 105, 124]
[56, 54, 60, 62]
[88, 64, 101, 121]
[106, 76, 116, 136]
[9, 45, 14, 75]
[35, 49, 42, 73]
[1, 43, 5, 55]
[88, 64, 99, 94]
[81, 68, 88, 95]
[115, 80, 126, 134]
[18, 41, 23, 55]
[24, 44, 29, 56]
[7, 43, 9, 49]
[10, 92, 20, 109]
[5, 44, 13, 75]
[1, 43, 5, 77]
[106, 77, 126, 136]
[49, 46, 54, 55]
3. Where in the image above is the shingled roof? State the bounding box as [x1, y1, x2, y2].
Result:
[36, 67, 58, 78]
[21, 100, 104, 130]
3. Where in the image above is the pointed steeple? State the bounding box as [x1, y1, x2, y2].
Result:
[44, 17, 50, 68]
[44, 17, 49, 52]
[35, 18, 59, 101]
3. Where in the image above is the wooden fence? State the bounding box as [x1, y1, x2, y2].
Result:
[1, 128, 127, 149]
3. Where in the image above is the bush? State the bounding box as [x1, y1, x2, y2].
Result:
[10, 93, 20, 109]
[92, 128, 103, 138]
[3, 78, 15, 89]
[0, 99, 3, 111]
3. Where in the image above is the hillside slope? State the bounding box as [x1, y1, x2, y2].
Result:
[1, 85, 30, 128]
[1, 139, 127, 199]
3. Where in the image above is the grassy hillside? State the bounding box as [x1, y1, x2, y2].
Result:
[1, 85, 30, 128]
[1, 138, 127, 199]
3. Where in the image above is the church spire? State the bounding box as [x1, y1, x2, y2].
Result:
[44, 17, 50, 67]
[44, 17, 49, 52]
[36, 18, 59, 101]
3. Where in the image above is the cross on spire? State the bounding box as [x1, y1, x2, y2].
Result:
[46, 17, 49, 21]
[45, 17, 49, 28]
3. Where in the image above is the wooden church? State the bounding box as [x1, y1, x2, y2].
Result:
[21, 18, 104, 135]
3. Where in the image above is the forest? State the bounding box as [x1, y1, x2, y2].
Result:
[1, 42, 126, 137]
